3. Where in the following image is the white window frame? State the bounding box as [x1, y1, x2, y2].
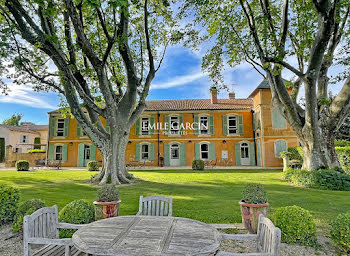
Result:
[55, 144, 63, 161]
[141, 117, 150, 136]
[240, 142, 250, 159]
[274, 139, 288, 158]
[200, 142, 210, 160]
[227, 115, 238, 135]
[56, 118, 65, 137]
[170, 115, 180, 135]
[170, 143, 180, 160]
[199, 115, 209, 135]
[141, 143, 150, 160]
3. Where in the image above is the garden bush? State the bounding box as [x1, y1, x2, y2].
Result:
[87, 160, 100, 171]
[336, 146, 350, 174]
[27, 149, 46, 153]
[241, 183, 267, 204]
[16, 160, 29, 171]
[13, 199, 45, 232]
[0, 185, 20, 224]
[272, 205, 317, 246]
[58, 200, 95, 238]
[330, 211, 350, 254]
[192, 160, 204, 170]
[287, 147, 303, 162]
[97, 184, 120, 202]
[335, 139, 350, 147]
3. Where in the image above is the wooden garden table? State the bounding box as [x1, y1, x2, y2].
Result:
[72, 215, 221, 256]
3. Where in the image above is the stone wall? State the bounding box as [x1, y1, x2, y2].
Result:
[5, 145, 46, 167]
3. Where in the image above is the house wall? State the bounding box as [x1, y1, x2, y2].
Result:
[5, 145, 46, 167]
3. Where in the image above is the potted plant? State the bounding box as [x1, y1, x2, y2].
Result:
[239, 183, 268, 234]
[93, 184, 121, 220]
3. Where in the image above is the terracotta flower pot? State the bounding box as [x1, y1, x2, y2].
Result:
[93, 200, 121, 220]
[239, 200, 268, 234]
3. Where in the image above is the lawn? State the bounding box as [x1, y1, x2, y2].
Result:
[0, 169, 349, 229]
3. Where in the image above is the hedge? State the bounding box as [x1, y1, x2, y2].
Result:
[0, 185, 20, 224]
[27, 149, 46, 154]
[330, 211, 350, 254]
[335, 139, 350, 147]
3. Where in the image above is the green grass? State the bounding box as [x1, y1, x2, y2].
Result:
[0, 169, 349, 228]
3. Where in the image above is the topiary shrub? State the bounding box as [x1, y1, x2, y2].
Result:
[330, 211, 350, 254]
[13, 199, 46, 232]
[16, 160, 29, 171]
[0, 185, 20, 224]
[87, 160, 100, 171]
[192, 160, 204, 170]
[242, 183, 267, 204]
[287, 147, 303, 162]
[97, 184, 120, 202]
[58, 200, 95, 238]
[272, 205, 317, 246]
[27, 149, 46, 153]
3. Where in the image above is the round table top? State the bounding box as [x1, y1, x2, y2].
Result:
[72, 215, 221, 256]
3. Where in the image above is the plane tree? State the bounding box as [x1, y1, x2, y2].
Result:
[183, 0, 350, 170]
[0, 0, 187, 184]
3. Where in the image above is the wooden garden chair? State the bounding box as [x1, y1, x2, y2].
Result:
[216, 214, 281, 256]
[23, 205, 85, 256]
[136, 195, 173, 216]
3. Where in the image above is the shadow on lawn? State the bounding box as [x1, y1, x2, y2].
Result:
[130, 169, 282, 174]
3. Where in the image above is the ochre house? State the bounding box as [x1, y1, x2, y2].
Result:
[47, 81, 298, 168]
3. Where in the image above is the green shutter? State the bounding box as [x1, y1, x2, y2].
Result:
[77, 124, 82, 137]
[20, 135, 23, 143]
[194, 115, 199, 135]
[149, 143, 155, 161]
[180, 143, 186, 166]
[164, 143, 170, 166]
[50, 117, 56, 137]
[179, 115, 184, 135]
[27, 135, 30, 143]
[135, 119, 140, 136]
[222, 115, 227, 135]
[62, 144, 68, 162]
[257, 140, 261, 166]
[135, 143, 140, 161]
[195, 143, 200, 160]
[106, 124, 110, 134]
[78, 144, 85, 167]
[272, 108, 286, 129]
[90, 144, 96, 160]
[150, 116, 155, 135]
[249, 142, 256, 165]
[164, 115, 169, 135]
[64, 118, 69, 137]
[209, 142, 215, 161]
[235, 143, 241, 166]
[209, 115, 214, 135]
[48, 145, 54, 161]
[238, 115, 244, 135]
[275, 140, 287, 157]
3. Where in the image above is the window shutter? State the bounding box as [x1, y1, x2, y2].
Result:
[164, 115, 169, 135]
[50, 117, 56, 137]
[235, 143, 241, 166]
[275, 140, 287, 158]
[77, 124, 82, 137]
[18, 148, 22, 153]
[209, 115, 214, 135]
[27, 135, 30, 143]
[20, 135, 23, 143]
[179, 115, 184, 135]
[78, 144, 85, 167]
[90, 144, 96, 160]
[64, 118, 69, 137]
[62, 144, 68, 162]
[164, 143, 170, 166]
[180, 143, 186, 166]
[195, 143, 200, 160]
[149, 143, 155, 161]
[238, 115, 244, 134]
[135, 119, 140, 136]
[194, 115, 199, 135]
[149, 116, 155, 135]
[48, 145, 54, 161]
[106, 124, 110, 134]
[209, 142, 215, 161]
[222, 115, 227, 135]
[249, 142, 256, 165]
[135, 143, 140, 161]
[256, 140, 261, 166]
[272, 108, 286, 129]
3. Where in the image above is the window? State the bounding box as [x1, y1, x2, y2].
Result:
[170, 116, 179, 135]
[241, 143, 249, 158]
[141, 117, 149, 135]
[56, 119, 65, 137]
[272, 108, 286, 129]
[228, 116, 237, 134]
[200, 143, 209, 160]
[171, 144, 179, 159]
[55, 145, 63, 161]
[141, 144, 149, 160]
[199, 116, 208, 134]
[21, 135, 27, 143]
[274, 140, 287, 158]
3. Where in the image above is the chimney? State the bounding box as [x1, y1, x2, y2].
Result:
[210, 87, 218, 104]
[228, 92, 236, 99]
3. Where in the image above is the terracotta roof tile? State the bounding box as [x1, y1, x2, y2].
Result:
[0, 124, 40, 134]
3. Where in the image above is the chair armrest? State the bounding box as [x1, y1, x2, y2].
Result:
[57, 222, 86, 229]
[221, 234, 257, 241]
[136, 211, 142, 216]
[27, 238, 72, 246]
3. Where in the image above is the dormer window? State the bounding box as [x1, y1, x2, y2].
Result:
[141, 117, 149, 135]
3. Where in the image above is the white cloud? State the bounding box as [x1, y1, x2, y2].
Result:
[0, 82, 57, 109]
[151, 71, 206, 89]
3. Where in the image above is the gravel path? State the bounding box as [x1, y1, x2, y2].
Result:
[0, 224, 22, 256]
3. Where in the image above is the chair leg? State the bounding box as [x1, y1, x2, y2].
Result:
[23, 242, 31, 256]
[65, 245, 70, 256]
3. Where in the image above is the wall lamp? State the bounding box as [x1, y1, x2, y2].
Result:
[69, 142, 73, 146]
[222, 140, 226, 144]
[188, 140, 192, 144]
[128, 141, 132, 144]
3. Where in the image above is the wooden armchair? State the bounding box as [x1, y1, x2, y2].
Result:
[23, 205, 85, 256]
[216, 214, 281, 256]
[136, 195, 173, 216]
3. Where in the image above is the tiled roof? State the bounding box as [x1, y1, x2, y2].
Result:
[0, 124, 40, 134]
[144, 99, 253, 111]
[29, 125, 48, 130]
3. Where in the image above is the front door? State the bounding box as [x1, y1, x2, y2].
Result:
[240, 142, 250, 165]
[84, 145, 91, 166]
[170, 144, 180, 166]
